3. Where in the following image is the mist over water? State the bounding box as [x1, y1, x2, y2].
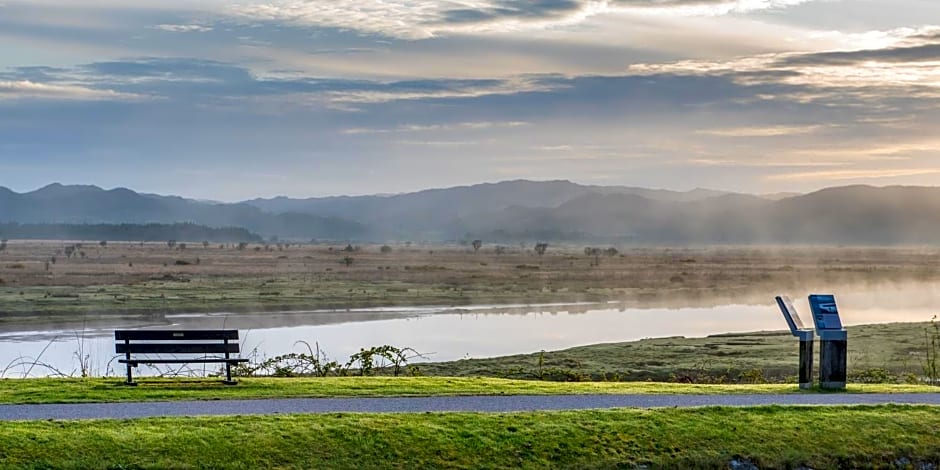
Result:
[1, 281, 937, 378]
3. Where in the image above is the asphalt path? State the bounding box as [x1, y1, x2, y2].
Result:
[1, 393, 939, 421]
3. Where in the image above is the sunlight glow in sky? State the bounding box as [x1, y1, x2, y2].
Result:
[1, 0, 939, 200]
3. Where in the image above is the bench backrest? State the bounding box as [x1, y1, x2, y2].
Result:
[115, 330, 241, 355]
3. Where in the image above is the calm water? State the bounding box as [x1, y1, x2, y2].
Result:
[1, 282, 938, 377]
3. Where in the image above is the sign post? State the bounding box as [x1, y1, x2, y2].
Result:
[808, 294, 847, 390]
[775, 296, 815, 390]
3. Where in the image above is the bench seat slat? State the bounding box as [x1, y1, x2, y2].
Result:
[115, 330, 239, 341]
[116, 343, 240, 354]
[119, 359, 249, 364]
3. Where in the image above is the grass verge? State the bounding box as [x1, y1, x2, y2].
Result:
[1, 405, 940, 468]
[0, 377, 934, 404]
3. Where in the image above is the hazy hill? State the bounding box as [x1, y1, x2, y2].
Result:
[0, 184, 364, 240]
[2, 181, 940, 245]
[246, 179, 733, 217]
[244, 180, 736, 239]
[460, 185, 940, 244]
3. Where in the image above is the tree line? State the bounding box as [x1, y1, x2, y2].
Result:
[0, 222, 263, 243]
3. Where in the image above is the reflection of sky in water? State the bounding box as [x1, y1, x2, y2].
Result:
[1, 283, 939, 378]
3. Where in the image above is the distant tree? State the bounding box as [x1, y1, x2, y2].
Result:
[494, 246, 506, 256]
[341, 256, 354, 267]
[167, 240, 177, 249]
[343, 244, 356, 252]
[50, 256, 56, 265]
[0, 240, 6, 252]
[79, 251, 86, 259]
[605, 247, 619, 257]
[99, 240, 107, 248]
[534, 243, 548, 257]
[178, 243, 187, 250]
[380, 245, 393, 254]
[472, 240, 482, 253]
[585, 247, 601, 266]
[203, 241, 210, 249]
[237, 242, 248, 251]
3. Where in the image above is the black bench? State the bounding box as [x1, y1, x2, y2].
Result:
[115, 330, 249, 385]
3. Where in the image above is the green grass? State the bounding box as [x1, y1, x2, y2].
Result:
[421, 322, 939, 382]
[0, 377, 934, 404]
[2, 405, 940, 468]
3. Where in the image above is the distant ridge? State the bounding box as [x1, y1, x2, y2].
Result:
[0, 184, 364, 240]
[2, 181, 940, 244]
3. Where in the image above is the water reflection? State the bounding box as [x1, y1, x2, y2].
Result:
[1, 282, 938, 378]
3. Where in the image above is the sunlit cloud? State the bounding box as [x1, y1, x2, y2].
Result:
[227, 0, 820, 40]
[0, 80, 143, 101]
[153, 24, 214, 33]
[766, 168, 940, 182]
[696, 125, 824, 137]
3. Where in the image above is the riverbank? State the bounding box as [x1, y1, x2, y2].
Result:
[421, 321, 937, 382]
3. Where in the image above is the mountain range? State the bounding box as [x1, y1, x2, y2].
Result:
[1, 180, 939, 244]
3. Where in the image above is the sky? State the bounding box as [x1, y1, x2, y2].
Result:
[1, 0, 940, 201]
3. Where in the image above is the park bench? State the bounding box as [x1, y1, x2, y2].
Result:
[115, 330, 248, 385]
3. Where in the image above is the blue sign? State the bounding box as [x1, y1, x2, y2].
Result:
[808, 294, 843, 330]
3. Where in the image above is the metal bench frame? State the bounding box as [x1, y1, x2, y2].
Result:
[115, 330, 249, 385]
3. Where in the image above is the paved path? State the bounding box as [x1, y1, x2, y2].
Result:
[1, 393, 939, 421]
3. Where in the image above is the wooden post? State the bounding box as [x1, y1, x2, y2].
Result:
[819, 331, 847, 390]
[799, 338, 814, 389]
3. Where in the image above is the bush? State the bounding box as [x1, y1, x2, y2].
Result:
[380, 245, 392, 253]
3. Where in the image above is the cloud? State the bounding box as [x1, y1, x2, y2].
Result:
[153, 24, 213, 33]
[696, 125, 823, 137]
[628, 29, 940, 93]
[227, 0, 819, 39]
[766, 168, 940, 182]
[0, 80, 142, 101]
[778, 43, 940, 67]
[343, 121, 529, 134]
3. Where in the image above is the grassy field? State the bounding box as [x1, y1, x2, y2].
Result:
[420, 321, 939, 382]
[1, 405, 939, 468]
[1, 241, 939, 316]
[0, 377, 933, 404]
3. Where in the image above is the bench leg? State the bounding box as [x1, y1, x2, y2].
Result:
[222, 362, 237, 385]
[124, 363, 137, 386]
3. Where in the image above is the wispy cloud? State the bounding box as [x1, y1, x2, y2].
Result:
[227, 0, 819, 39]
[0, 80, 143, 101]
[696, 125, 824, 137]
[767, 168, 940, 182]
[343, 121, 529, 134]
[153, 24, 213, 33]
